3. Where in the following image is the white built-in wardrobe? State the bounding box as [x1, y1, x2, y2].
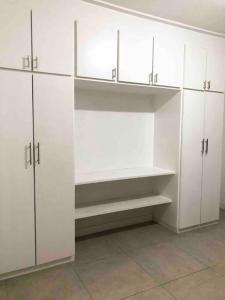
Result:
[0, 0, 225, 279]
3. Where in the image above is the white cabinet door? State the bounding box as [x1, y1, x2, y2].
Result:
[32, 7, 73, 75]
[76, 21, 117, 80]
[0, 71, 35, 274]
[184, 45, 207, 90]
[206, 50, 225, 93]
[118, 28, 153, 84]
[179, 90, 205, 229]
[0, 5, 31, 70]
[201, 93, 224, 223]
[153, 37, 183, 87]
[33, 75, 74, 265]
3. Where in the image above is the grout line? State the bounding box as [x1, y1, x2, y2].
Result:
[72, 267, 95, 300]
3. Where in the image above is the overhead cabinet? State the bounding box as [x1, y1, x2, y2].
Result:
[184, 45, 225, 92]
[0, 6, 32, 71]
[0, 5, 73, 74]
[0, 70, 74, 275]
[179, 90, 224, 229]
[118, 28, 153, 84]
[75, 21, 117, 80]
[75, 21, 183, 87]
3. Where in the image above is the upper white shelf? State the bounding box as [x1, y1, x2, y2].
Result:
[75, 167, 175, 185]
[74, 77, 181, 96]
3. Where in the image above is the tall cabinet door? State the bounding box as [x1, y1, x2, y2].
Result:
[32, 6, 73, 75]
[184, 45, 207, 91]
[0, 71, 35, 274]
[76, 21, 117, 80]
[33, 75, 74, 265]
[153, 37, 183, 88]
[179, 90, 205, 229]
[0, 5, 31, 71]
[118, 28, 153, 84]
[201, 93, 224, 223]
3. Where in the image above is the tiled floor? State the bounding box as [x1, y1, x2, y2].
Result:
[2, 212, 225, 300]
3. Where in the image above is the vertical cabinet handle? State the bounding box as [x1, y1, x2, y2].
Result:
[112, 68, 117, 80]
[207, 81, 211, 90]
[25, 142, 32, 168]
[201, 139, 205, 155]
[35, 142, 40, 165]
[149, 72, 153, 85]
[205, 139, 209, 154]
[154, 73, 158, 84]
[203, 80, 207, 90]
[33, 56, 38, 70]
[22, 55, 30, 69]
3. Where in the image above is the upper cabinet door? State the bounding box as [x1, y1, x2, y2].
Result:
[184, 45, 207, 90]
[118, 28, 153, 84]
[0, 5, 31, 71]
[76, 21, 117, 80]
[153, 37, 183, 87]
[33, 75, 74, 265]
[206, 50, 225, 93]
[0, 71, 35, 274]
[201, 93, 224, 224]
[32, 7, 73, 75]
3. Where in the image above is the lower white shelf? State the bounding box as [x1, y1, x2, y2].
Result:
[75, 195, 172, 220]
[75, 167, 175, 185]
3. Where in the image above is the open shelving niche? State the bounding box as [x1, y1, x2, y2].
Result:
[74, 77, 181, 232]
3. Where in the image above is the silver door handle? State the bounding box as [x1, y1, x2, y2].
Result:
[154, 73, 158, 84]
[35, 142, 40, 165]
[33, 56, 38, 70]
[201, 139, 205, 155]
[203, 80, 207, 90]
[149, 72, 153, 85]
[205, 138, 209, 154]
[207, 81, 211, 90]
[22, 55, 30, 69]
[25, 142, 32, 168]
[112, 68, 117, 80]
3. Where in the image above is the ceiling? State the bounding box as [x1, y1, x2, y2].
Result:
[101, 0, 225, 34]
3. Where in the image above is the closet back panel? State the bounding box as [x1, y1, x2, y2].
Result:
[75, 89, 155, 173]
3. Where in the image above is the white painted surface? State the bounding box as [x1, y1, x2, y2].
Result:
[118, 28, 153, 84]
[75, 195, 172, 219]
[76, 167, 175, 185]
[33, 75, 74, 265]
[180, 90, 205, 229]
[201, 92, 224, 223]
[0, 71, 35, 274]
[153, 36, 183, 87]
[206, 49, 225, 93]
[32, 3, 74, 75]
[0, 5, 31, 70]
[184, 45, 207, 90]
[76, 20, 117, 80]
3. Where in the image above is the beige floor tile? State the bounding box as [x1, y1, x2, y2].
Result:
[6, 264, 91, 300]
[129, 242, 205, 284]
[76, 235, 122, 264]
[109, 224, 175, 252]
[75, 253, 157, 300]
[123, 287, 175, 300]
[211, 262, 225, 276]
[0, 281, 8, 300]
[164, 269, 225, 300]
[175, 233, 225, 266]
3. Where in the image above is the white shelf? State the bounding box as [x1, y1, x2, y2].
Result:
[75, 195, 172, 219]
[75, 77, 180, 95]
[75, 167, 175, 185]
